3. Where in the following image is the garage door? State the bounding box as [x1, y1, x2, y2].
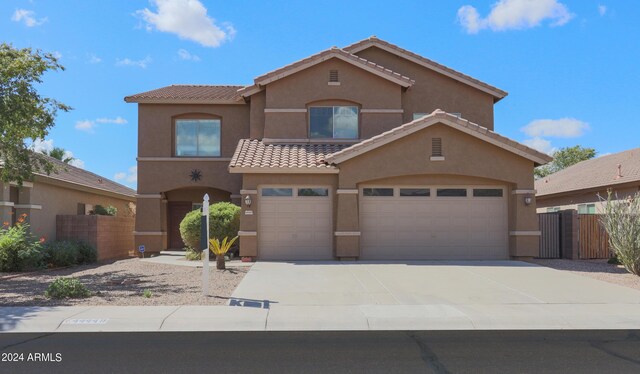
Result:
[258, 187, 333, 260]
[360, 186, 508, 260]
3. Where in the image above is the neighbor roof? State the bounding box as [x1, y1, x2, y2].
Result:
[229, 140, 350, 174]
[238, 47, 414, 96]
[124, 85, 246, 104]
[343, 36, 508, 102]
[536, 148, 640, 197]
[324, 109, 551, 166]
[34, 155, 136, 199]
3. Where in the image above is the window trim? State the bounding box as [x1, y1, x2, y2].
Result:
[308, 105, 360, 140]
[173, 114, 223, 158]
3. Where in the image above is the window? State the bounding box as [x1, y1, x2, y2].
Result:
[363, 188, 394, 197]
[473, 189, 503, 197]
[309, 106, 358, 139]
[547, 207, 561, 213]
[578, 204, 596, 214]
[400, 188, 430, 197]
[262, 188, 293, 197]
[192, 203, 203, 212]
[298, 188, 329, 197]
[176, 119, 221, 157]
[432, 138, 442, 157]
[413, 113, 428, 121]
[437, 188, 467, 197]
[450, 112, 462, 118]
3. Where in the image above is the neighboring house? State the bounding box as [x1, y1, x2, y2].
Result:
[536, 148, 640, 214]
[0, 155, 136, 241]
[125, 36, 551, 261]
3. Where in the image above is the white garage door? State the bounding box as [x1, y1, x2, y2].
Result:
[258, 187, 333, 260]
[360, 186, 508, 260]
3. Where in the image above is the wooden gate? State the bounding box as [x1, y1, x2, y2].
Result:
[578, 214, 611, 259]
[538, 213, 561, 258]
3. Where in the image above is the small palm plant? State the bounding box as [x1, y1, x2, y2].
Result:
[209, 236, 238, 270]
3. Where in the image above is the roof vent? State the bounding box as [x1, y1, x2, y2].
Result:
[432, 138, 442, 157]
[329, 70, 339, 83]
[615, 164, 623, 179]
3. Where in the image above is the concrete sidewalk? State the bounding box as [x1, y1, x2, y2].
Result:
[3, 302, 640, 332]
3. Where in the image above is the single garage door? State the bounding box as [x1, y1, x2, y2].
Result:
[360, 186, 508, 260]
[258, 187, 333, 260]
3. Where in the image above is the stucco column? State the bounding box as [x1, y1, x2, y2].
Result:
[238, 189, 258, 258]
[134, 194, 166, 255]
[335, 189, 360, 259]
[509, 189, 540, 258]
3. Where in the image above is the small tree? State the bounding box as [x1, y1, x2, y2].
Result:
[43, 147, 75, 164]
[209, 236, 238, 270]
[535, 145, 596, 179]
[0, 43, 71, 185]
[600, 191, 640, 276]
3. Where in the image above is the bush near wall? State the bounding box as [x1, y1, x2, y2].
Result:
[180, 202, 240, 250]
[0, 218, 44, 272]
[42, 241, 97, 268]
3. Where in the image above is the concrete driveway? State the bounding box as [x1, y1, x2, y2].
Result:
[231, 261, 640, 330]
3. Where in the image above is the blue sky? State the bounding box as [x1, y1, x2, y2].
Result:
[2, 0, 639, 189]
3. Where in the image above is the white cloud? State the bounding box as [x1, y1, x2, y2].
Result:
[116, 56, 152, 68]
[96, 116, 128, 124]
[458, 0, 574, 34]
[52, 51, 62, 60]
[177, 48, 201, 61]
[114, 166, 137, 185]
[11, 9, 47, 27]
[31, 138, 85, 169]
[598, 5, 607, 16]
[75, 120, 95, 132]
[88, 54, 102, 64]
[136, 0, 235, 48]
[522, 137, 556, 155]
[521, 118, 590, 138]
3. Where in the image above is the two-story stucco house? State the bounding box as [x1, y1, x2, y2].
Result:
[125, 36, 551, 261]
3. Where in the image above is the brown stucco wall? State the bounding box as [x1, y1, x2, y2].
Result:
[262, 58, 403, 139]
[354, 46, 496, 129]
[536, 184, 640, 212]
[137, 103, 249, 158]
[57, 215, 135, 261]
[249, 90, 266, 139]
[24, 180, 134, 242]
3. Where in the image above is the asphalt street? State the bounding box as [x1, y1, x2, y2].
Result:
[1, 330, 640, 373]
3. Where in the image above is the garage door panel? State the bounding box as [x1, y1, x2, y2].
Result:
[361, 186, 508, 260]
[258, 189, 333, 261]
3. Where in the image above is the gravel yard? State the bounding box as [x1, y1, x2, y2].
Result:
[530, 259, 640, 291]
[0, 258, 249, 306]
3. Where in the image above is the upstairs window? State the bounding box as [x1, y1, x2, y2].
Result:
[176, 119, 221, 157]
[309, 106, 358, 139]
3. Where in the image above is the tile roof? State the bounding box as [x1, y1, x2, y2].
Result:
[535, 148, 640, 197]
[124, 85, 246, 104]
[239, 47, 414, 95]
[229, 140, 350, 172]
[343, 36, 508, 101]
[35, 155, 136, 198]
[324, 109, 552, 166]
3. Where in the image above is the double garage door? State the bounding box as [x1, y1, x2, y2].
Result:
[257, 185, 508, 261]
[360, 186, 508, 260]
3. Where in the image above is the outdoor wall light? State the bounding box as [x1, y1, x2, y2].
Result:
[244, 195, 252, 207]
[524, 195, 533, 206]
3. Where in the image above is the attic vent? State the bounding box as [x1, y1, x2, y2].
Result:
[329, 70, 339, 82]
[432, 138, 442, 157]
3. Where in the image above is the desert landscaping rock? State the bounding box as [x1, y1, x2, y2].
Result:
[0, 258, 248, 306]
[530, 259, 640, 291]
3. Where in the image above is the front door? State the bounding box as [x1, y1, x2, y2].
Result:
[168, 202, 193, 250]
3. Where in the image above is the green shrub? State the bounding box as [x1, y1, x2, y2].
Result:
[42, 241, 97, 267]
[143, 289, 152, 298]
[92, 205, 117, 216]
[0, 220, 44, 272]
[179, 202, 240, 250]
[45, 277, 91, 299]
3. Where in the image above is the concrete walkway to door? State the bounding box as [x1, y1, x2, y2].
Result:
[230, 260, 640, 330]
